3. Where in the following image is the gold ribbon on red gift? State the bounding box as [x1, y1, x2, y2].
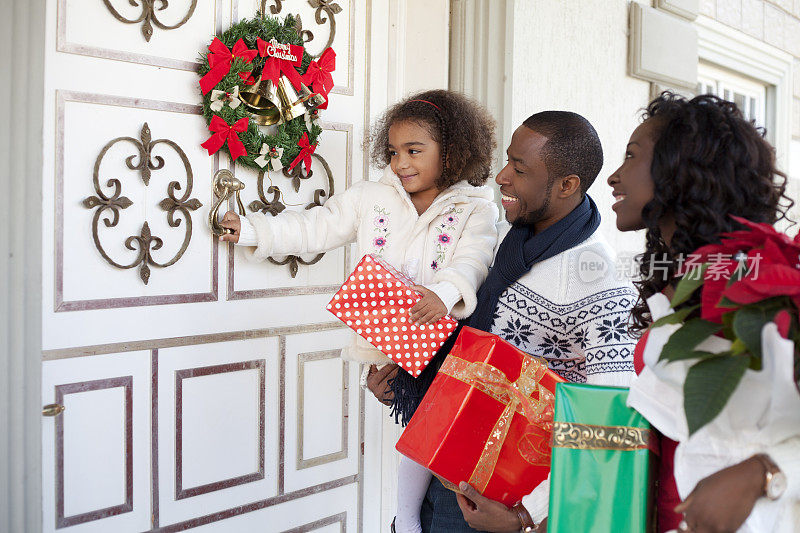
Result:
[437, 355, 556, 493]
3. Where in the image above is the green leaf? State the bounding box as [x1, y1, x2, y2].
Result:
[662, 349, 728, 363]
[671, 264, 709, 308]
[730, 338, 748, 355]
[721, 310, 736, 340]
[650, 305, 700, 329]
[660, 318, 723, 363]
[732, 302, 785, 359]
[684, 355, 748, 435]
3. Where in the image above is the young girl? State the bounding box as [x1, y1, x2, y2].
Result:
[609, 92, 798, 532]
[218, 89, 500, 533]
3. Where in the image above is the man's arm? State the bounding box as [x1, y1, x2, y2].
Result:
[455, 482, 528, 532]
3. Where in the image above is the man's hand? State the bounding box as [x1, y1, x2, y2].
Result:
[218, 211, 241, 243]
[409, 286, 447, 325]
[455, 482, 521, 533]
[673, 455, 765, 533]
[365, 364, 398, 405]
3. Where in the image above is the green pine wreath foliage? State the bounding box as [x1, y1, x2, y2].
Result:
[198, 14, 323, 171]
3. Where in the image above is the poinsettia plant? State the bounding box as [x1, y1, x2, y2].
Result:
[652, 216, 800, 435]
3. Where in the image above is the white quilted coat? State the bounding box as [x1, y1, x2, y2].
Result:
[238, 166, 499, 363]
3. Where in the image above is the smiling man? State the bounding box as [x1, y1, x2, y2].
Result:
[414, 111, 639, 533]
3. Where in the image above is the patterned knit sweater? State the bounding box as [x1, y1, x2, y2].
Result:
[496, 227, 638, 522]
[489, 229, 637, 386]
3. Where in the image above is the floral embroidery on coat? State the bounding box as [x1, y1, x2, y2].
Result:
[372, 206, 390, 254]
[431, 207, 463, 270]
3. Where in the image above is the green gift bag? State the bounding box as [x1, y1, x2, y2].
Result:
[548, 383, 656, 533]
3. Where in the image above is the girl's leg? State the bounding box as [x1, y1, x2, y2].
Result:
[395, 456, 431, 533]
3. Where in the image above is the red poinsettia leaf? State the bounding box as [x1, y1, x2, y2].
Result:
[719, 232, 768, 251]
[753, 264, 800, 291]
[724, 265, 800, 307]
[726, 215, 800, 253]
[729, 215, 780, 237]
[757, 238, 796, 268]
[723, 279, 773, 305]
[774, 309, 792, 338]
[691, 242, 740, 264]
[701, 270, 739, 323]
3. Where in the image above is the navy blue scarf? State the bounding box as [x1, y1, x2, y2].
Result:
[467, 194, 601, 331]
[389, 195, 601, 425]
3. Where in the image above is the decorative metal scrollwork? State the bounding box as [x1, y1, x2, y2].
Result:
[246, 153, 334, 278]
[283, 162, 313, 193]
[249, 178, 286, 217]
[102, 0, 198, 42]
[83, 123, 202, 285]
[264, 0, 341, 57]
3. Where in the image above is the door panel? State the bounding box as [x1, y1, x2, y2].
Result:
[57, 0, 219, 69]
[42, 352, 151, 533]
[157, 339, 280, 526]
[57, 92, 215, 309]
[283, 329, 359, 494]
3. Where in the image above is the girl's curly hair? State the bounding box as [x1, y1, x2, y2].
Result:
[370, 89, 497, 188]
[630, 92, 794, 334]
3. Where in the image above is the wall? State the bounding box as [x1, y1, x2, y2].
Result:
[507, 0, 652, 259]
[701, 0, 800, 224]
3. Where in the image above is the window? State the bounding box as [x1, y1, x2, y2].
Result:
[697, 62, 767, 128]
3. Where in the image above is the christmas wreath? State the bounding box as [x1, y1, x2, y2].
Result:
[197, 13, 335, 173]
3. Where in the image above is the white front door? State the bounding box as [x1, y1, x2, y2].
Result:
[39, 1, 382, 531]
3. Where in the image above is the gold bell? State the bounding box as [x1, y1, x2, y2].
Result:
[276, 76, 309, 122]
[297, 83, 327, 110]
[240, 75, 283, 126]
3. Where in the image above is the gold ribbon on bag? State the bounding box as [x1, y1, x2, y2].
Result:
[551, 422, 658, 453]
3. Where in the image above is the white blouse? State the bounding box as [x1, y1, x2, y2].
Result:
[628, 293, 800, 532]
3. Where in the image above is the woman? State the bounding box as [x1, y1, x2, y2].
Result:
[608, 92, 799, 532]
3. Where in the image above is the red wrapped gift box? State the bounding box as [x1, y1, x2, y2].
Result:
[326, 254, 458, 377]
[396, 327, 564, 506]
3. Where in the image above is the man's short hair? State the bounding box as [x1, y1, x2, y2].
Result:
[522, 111, 603, 195]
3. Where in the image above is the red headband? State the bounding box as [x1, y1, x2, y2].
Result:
[409, 99, 441, 111]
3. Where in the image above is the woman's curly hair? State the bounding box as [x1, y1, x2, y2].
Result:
[630, 92, 794, 334]
[370, 89, 497, 188]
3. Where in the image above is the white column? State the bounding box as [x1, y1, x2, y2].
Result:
[449, 0, 513, 192]
[0, 0, 45, 532]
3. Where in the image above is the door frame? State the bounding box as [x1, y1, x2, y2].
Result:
[1, 1, 45, 532]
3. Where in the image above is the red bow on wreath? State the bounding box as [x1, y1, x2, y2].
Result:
[200, 38, 258, 94]
[288, 132, 317, 173]
[302, 47, 336, 109]
[201, 115, 249, 160]
[257, 37, 304, 89]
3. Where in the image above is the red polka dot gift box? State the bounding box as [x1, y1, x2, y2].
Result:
[326, 254, 458, 377]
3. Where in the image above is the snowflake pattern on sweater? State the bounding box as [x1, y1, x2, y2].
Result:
[490, 282, 637, 383]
